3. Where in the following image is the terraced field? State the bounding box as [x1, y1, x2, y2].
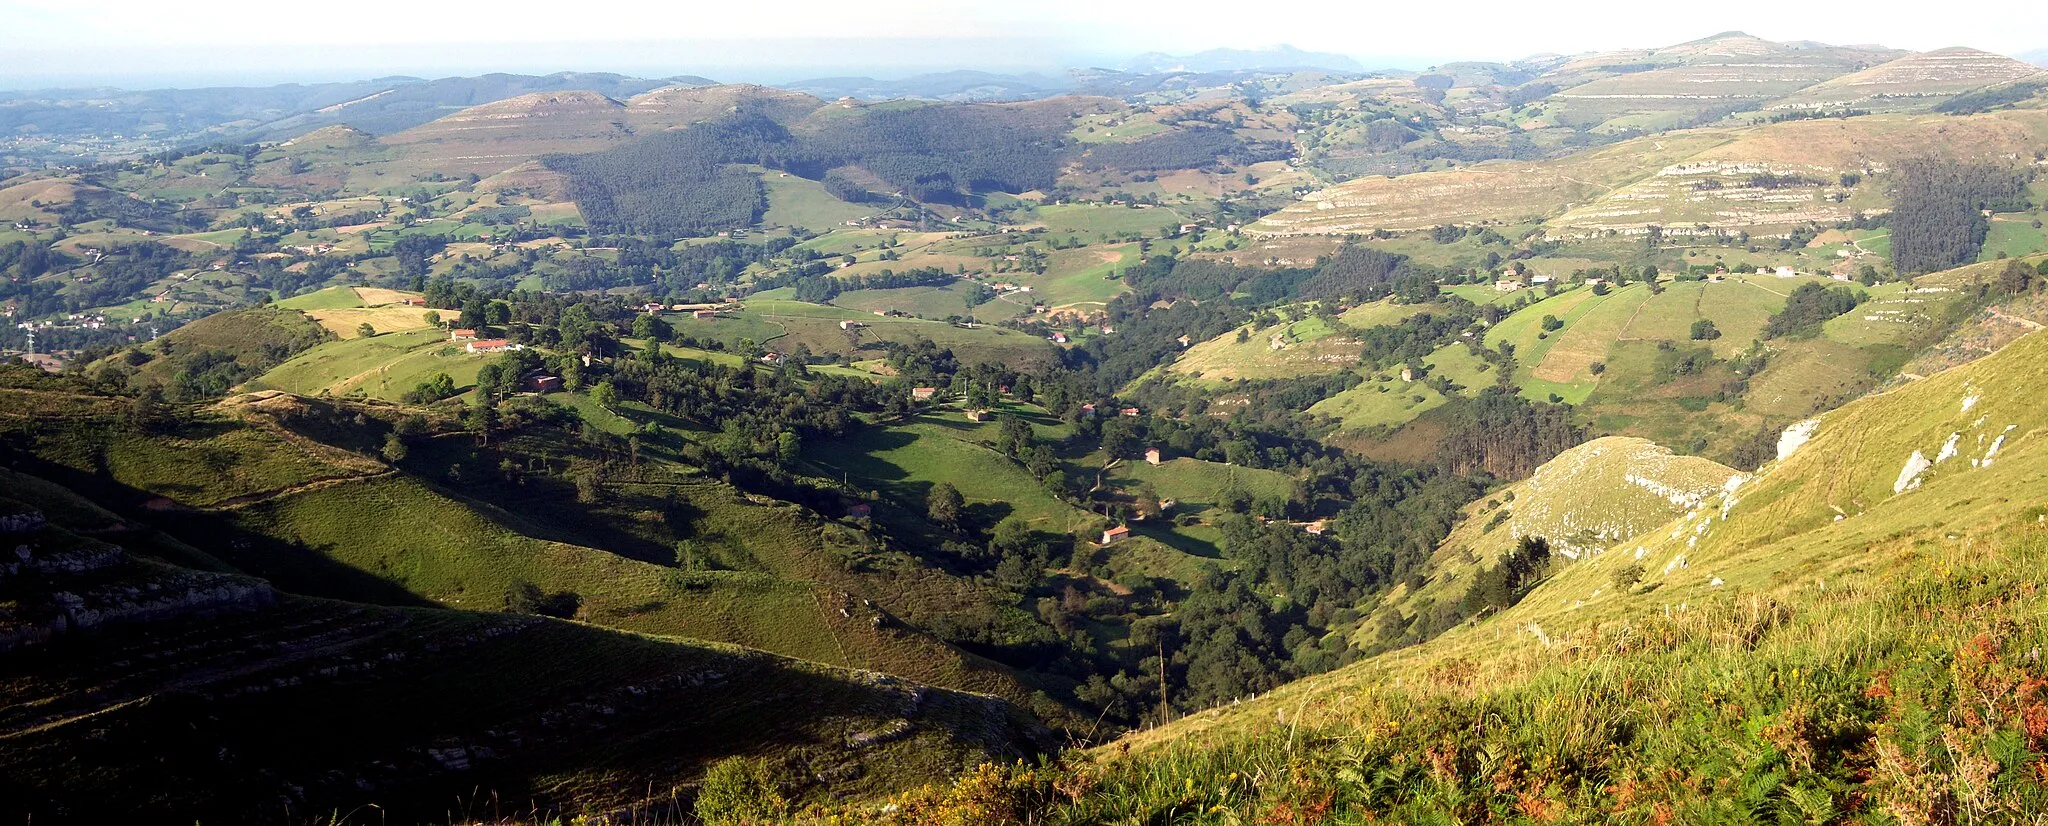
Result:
[1254, 109, 2048, 238]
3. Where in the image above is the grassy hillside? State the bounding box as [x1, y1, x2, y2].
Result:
[108, 306, 334, 398]
[673, 300, 1062, 370]
[1543, 33, 1892, 131]
[0, 385, 1084, 730]
[248, 328, 487, 401]
[1356, 435, 1742, 648]
[1772, 47, 2047, 111]
[0, 471, 1045, 824]
[838, 328, 2048, 825]
[1254, 109, 2048, 237]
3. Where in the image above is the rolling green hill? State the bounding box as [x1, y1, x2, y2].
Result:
[247, 328, 488, 401]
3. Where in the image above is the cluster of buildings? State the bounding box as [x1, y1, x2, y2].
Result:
[16, 312, 109, 331]
[1492, 274, 1556, 292]
[1078, 403, 1141, 418]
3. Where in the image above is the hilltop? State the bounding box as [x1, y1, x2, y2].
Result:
[1537, 32, 1907, 131]
[378, 91, 638, 178]
[1254, 107, 2048, 236]
[1771, 47, 2047, 111]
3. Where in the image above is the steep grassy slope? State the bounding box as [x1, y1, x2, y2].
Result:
[1156, 326, 2048, 753]
[109, 306, 334, 397]
[841, 330, 2048, 825]
[0, 386, 1083, 729]
[1356, 436, 1742, 648]
[0, 473, 1046, 825]
[1165, 312, 1371, 384]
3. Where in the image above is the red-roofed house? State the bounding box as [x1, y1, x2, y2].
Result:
[450, 329, 478, 341]
[1100, 525, 1130, 545]
[467, 340, 520, 354]
[911, 387, 938, 401]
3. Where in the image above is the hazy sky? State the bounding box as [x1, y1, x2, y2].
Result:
[4, 0, 2046, 88]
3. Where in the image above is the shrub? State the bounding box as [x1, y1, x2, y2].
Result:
[694, 756, 789, 825]
[1611, 562, 1645, 590]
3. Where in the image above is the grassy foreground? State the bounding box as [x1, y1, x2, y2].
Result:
[828, 526, 2048, 825]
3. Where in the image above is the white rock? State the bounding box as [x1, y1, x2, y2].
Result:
[1983, 433, 2009, 467]
[1894, 450, 1932, 494]
[1777, 419, 1820, 461]
[1936, 432, 1961, 463]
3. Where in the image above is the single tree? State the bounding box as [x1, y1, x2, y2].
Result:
[927, 482, 965, 529]
[381, 432, 408, 463]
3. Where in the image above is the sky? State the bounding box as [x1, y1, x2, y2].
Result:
[3, 0, 2047, 89]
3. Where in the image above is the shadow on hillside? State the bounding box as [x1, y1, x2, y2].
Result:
[813, 428, 917, 482]
[159, 511, 442, 609]
[0, 451, 436, 609]
[1133, 523, 1225, 560]
[963, 501, 1015, 530]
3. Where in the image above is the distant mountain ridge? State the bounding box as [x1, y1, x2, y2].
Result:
[0, 71, 710, 146]
[1123, 44, 1366, 74]
[780, 70, 1074, 101]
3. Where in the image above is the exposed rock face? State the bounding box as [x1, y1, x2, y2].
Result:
[0, 518, 275, 654]
[0, 509, 48, 534]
